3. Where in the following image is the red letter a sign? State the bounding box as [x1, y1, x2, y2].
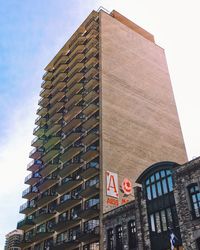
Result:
[106, 171, 119, 198]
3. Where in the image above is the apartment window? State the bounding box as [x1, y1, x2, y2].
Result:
[60, 192, 71, 203]
[128, 220, 137, 249]
[84, 218, 99, 232]
[59, 211, 68, 222]
[85, 175, 99, 188]
[69, 225, 81, 241]
[85, 195, 99, 209]
[57, 231, 68, 244]
[107, 228, 114, 250]
[83, 242, 99, 250]
[188, 183, 200, 218]
[70, 204, 81, 219]
[145, 169, 173, 200]
[116, 225, 123, 250]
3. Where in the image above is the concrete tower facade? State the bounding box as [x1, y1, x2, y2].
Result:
[17, 9, 187, 250]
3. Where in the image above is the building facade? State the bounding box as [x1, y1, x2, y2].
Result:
[5, 229, 23, 250]
[16, 8, 187, 250]
[103, 158, 200, 250]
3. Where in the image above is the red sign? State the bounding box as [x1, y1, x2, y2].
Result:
[106, 171, 119, 198]
[122, 178, 132, 195]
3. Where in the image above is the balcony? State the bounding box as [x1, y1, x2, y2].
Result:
[43, 71, 53, 81]
[84, 67, 98, 80]
[66, 83, 83, 100]
[45, 124, 62, 137]
[33, 125, 46, 137]
[80, 162, 99, 180]
[82, 117, 99, 131]
[54, 55, 69, 69]
[81, 147, 99, 163]
[80, 183, 99, 199]
[34, 210, 55, 224]
[40, 88, 51, 98]
[50, 91, 65, 105]
[52, 72, 66, 85]
[82, 132, 98, 148]
[20, 201, 37, 214]
[65, 94, 82, 111]
[86, 18, 99, 31]
[31, 230, 54, 243]
[85, 38, 98, 52]
[58, 162, 84, 179]
[43, 137, 61, 152]
[62, 118, 82, 134]
[84, 79, 98, 92]
[69, 45, 85, 61]
[55, 197, 82, 213]
[29, 147, 44, 159]
[70, 36, 86, 53]
[25, 172, 41, 185]
[84, 91, 98, 106]
[68, 63, 84, 79]
[47, 112, 63, 126]
[79, 204, 99, 220]
[37, 106, 48, 117]
[22, 186, 38, 199]
[40, 163, 59, 178]
[41, 80, 51, 89]
[54, 238, 80, 250]
[85, 57, 98, 70]
[38, 177, 59, 193]
[62, 132, 82, 149]
[35, 116, 47, 126]
[69, 53, 85, 68]
[85, 46, 98, 59]
[64, 106, 82, 124]
[41, 149, 60, 164]
[60, 146, 83, 164]
[38, 97, 49, 108]
[53, 63, 68, 77]
[51, 81, 66, 96]
[31, 136, 44, 147]
[52, 217, 68, 232]
[37, 193, 57, 208]
[67, 72, 83, 89]
[17, 217, 35, 230]
[83, 104, 99, 119]
[48, 101, 64, 117]
[57, 178, 82, 195]
[79, 226, 99, 243]
[27, 159, 43, 172]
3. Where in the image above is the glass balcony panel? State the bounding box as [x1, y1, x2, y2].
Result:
[50, 91, 65, 105]
[54, 55, 69, 69]
[64, 106, 82, 123]
[47, 112, 63, 126]
[45, 124, 62, 137]
[66, 83, 83, 99]
[43, 137, 61, 152]
[22, 186, 38, 200]
[84, 67, 98, 80]
[48, 102, 64, 117]
[19, 200, 37, 214]
[51, 81, 66, 96]
[67, 72, 83, 89]
[68, 63, 84, 79]
[69, 45, 85, 61]
[43, 71, 53, 81]
[27, 159, 43, 172]
[53, 64, 68, 77]
[62, 118, 82, 134]
[41, 149, 60, 164]
[38, 97, 49, 107]
[41, 80, 51, 89]
[65, 94, 82, 110]
[52, 73, 66, 86]
[60, 147, 83, 164]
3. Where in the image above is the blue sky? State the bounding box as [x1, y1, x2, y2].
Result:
[1, 0, 200, 248]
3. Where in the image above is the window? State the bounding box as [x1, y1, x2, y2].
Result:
[189, 183, 200, 218]
[107, 228, 114, 250]
[83, 242, 100, 250]
[128, 220, 137, 249]
[85, 175, 99, 188]
[145, 169, 173, 200]
[70, 204, 81, 219]
[85, 195, 99, 209]
[84, 218, 99, 232]
[116, 225, 123, 250]
[69, 226, 81, 241]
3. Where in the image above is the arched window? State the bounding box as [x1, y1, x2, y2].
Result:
[188, 183, 200, 218]
[128, 220, 137, 249]
[107, 228, 114, 250]
[145, 169, 173, 200]
[115, 225, 123, 250]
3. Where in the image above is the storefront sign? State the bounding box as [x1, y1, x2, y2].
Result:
[106, 171, 119, 198]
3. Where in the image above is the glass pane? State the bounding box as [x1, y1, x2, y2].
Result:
[155, 212, 161, 233]
[152, 184, 157, 199]
[161, 210, 167, 231]
[146, 186, 152, 200]
[150, 214, 156, 232]
[150, 175, 155, 183]
[166, 208, 173, 227]
[167, 176, 173, 192]
[157, 181, 162, 196]
[160, 170, 165, 177]
[146, 178, 150, 185]
[162, 179, 168, 194]
[155, 172, 160, 180]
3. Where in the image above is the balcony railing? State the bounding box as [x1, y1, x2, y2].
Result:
[22, 186, 38, 199]
[25, 172, 41, 185]
[60, 146, 83, 164]
[67, 72, 83, 89]
[51, 81, 66, 96]
[52, 72, 66, 86]
[19, 201, 37, 214]
[50, 91, 65, 105]
[17, 217, 35, 230]
[27, 159, 43, 172]
[41, 80, 51, 89]
[80, 162, 99, 179]
[29, 147, 44, 159]
[42, 71, 53, 81]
